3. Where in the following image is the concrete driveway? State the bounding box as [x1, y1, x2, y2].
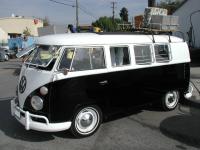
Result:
[0, 58, 200, 150]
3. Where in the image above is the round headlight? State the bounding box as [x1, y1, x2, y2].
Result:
[40, 86, 48, 95]
[31, 96, 43, 110]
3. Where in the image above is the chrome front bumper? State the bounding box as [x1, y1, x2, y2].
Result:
[184, 84, 193, 99]
[11, 98, 71, 132]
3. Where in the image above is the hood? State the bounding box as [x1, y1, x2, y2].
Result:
[18, 64, 54, 108]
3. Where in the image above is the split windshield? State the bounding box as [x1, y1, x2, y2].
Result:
[26, 45, 60, 67]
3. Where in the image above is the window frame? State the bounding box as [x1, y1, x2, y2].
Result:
[57, 47, 75, 71]
[109, 45, 131, 67]
[153, 43, 172, 63]
[133, 44, 154, 65]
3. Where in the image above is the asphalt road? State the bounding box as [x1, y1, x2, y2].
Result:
[0, 59, 200, 150]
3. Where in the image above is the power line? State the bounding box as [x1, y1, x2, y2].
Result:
[49, 0, 78, 27]
[48, 0, 98, 26]
[79, 4, 97, 20]
[61, 0, 74, 3]
[49, 0, 75, 7]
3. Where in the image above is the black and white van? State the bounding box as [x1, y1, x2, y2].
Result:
[11, 33, 192, 137]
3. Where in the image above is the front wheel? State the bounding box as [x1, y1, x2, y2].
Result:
[70, 105, 102, 138]
[5, 55, 9, 61]
[161, 90, 179, 111]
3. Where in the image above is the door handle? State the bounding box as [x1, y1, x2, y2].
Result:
[99, 80, 108, 85]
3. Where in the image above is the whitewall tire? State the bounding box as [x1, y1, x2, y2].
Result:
[70, 105, 102, 138]
[162, 90, 179, 111]
[5, 55, 9, 61]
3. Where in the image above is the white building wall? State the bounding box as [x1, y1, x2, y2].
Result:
[0, 27, 8, 45]
[0, 17, 43, 36]
[173, 0, 200, 48]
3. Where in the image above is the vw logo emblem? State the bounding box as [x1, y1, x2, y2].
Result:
[19, 76, 27, 93]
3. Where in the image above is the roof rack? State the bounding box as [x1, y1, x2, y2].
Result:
[96, 29, 175, 43]
[96, 30, 173, 35]
[96, 32, 151, 35]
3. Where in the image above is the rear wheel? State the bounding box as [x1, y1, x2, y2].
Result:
[70, 105, 102, 138]
[161, 90, 179, 111]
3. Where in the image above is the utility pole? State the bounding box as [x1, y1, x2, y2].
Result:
[76, 0, 79, 29]
[111, 1, 117, 22]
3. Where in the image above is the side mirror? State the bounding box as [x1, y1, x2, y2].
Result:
[22, 56, 28, 63]
[62, 68, 69, 75]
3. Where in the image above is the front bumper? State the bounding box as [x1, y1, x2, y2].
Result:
[11, 98, 72, 132]
[184, 84, 193, 99]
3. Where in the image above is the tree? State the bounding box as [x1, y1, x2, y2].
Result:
[157, 0, 184, 14]
[119, 7, 129, 22]
[23, 27, 31, 36]
[92, 16, 122, 32]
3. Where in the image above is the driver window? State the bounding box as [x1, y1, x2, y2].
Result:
[59, 48, 75, 70]
[71, 47, 105, 71]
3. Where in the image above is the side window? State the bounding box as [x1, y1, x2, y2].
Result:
[134, 45, 152, 64]
[72, 48, 91, 71]
[71, 47, 105, 71]
[59, 48, 75, 70]
[154, 44, 170, 62]
[110, 46, 130, 67]
[90, 48, 105, 69]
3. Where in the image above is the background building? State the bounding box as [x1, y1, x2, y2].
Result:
[38, 25, 67, 36]
[173, 0, 200, 48]
[0, 27, 8, 46]
[0, 15, 43, 45]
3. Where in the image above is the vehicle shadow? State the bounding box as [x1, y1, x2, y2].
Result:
[13, 68, 21, 76]
[104, 107, 142, 123]
[159, 101, 200, 148]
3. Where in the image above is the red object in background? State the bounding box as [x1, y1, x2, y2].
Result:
[34, 19, 38, 25]
[135, 15, 143, 29]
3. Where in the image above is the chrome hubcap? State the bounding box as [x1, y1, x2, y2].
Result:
[165, 91, 179, 108]
[80, 113, 93, 127]
[5, 55, 8, 60]
[75, 107, 99, 135]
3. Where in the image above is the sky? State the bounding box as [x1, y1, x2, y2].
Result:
[0, 0, 156, 25]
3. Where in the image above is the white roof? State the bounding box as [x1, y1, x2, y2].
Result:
[35, 33, 184, 46]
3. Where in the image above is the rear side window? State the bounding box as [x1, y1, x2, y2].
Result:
[134, 45, 152, 64]
[110, 46, 130, 67]
[154, 44, 170, 62]
[90, 47, 106, 69]
[71, 47, 105, 71]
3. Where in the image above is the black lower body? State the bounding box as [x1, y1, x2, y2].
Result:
[29, 63, 190, 123]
